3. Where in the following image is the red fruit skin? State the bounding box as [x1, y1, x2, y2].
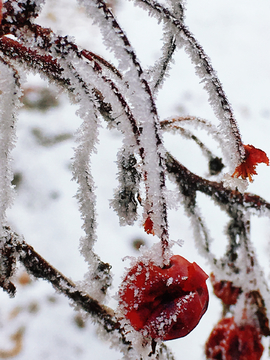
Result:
[119, 255, 209, 341]
[143, 216, 155, 235]
[205, 317, 264, 360]
[232, 144, 269, 182]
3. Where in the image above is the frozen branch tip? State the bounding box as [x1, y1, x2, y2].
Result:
[232, 144, 269, 182]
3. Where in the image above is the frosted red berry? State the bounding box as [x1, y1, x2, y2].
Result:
[210, 273, 241, 305]
[205, 317, 264, 360]
[119, 255, 209, 340]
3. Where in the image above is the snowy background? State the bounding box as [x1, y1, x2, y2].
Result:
[1, 0, 270, 359]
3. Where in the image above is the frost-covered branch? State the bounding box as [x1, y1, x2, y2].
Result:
[165, 152, 270, 213]
[0, 0, 45, 36]
[161, 118, 225, 175]
[17, 240, 119, 332]
[133, 0, 245, 171]
[0, 227, 125, 343]
[150, 33, 176, 92]
[79, 0, 170, 253]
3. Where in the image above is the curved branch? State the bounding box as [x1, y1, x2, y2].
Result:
[165, 152, 270, 212]
[79, 0, 169, 249]
[134, 0, 245, 166]
[152, 34, 176, 92]
[17, 240, 122, 335]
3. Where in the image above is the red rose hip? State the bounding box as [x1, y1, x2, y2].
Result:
[205, 317, 264, 360]
[118, 255, 209, 340]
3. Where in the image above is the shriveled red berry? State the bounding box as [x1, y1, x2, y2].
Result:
[210, 273, 241, 305]
[143, 216, 155, 235]
[232, 144, 269, 182]
[205, 317, 264, 360]
[119, 255, 209, 340]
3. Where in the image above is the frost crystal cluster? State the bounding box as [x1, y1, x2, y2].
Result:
[0, 0, 269, 359]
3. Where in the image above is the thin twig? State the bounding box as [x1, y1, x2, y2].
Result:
[17, 241, 123, 335]
[165, 152, 270, 212]
[152, 34, 176, 91]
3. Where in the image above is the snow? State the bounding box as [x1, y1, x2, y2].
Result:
[0, 0, 270, 359]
